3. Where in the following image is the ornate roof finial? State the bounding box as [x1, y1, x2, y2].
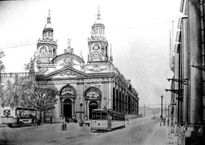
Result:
[47, 9, 51, 24]
[67, 38, 71, 49]
[48, 9, 50, 17]
[97, 6, 101, 20]
[64, 38, 73, 53]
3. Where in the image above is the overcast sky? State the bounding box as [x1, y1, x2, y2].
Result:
[0, 0, 181, 106]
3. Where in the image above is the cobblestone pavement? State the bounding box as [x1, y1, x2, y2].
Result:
[0, 117, 179, 145]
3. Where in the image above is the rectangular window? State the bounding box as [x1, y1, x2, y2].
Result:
[102, 112, 107, 120]
[96, 112, 101, 120]
[3, 109, 10, 116]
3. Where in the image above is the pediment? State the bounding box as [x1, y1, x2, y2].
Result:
[44, 66, 87, 79]
[52, 53, 85, 71]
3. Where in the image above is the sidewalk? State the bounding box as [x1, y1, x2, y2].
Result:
[143, 123, 179, 145]
[144, 125, 169, 145]
[0, 123, 6, 128]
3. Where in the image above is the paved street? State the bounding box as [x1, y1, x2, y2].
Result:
[0, 117, 170, 145]
[77, 117, 168, 145]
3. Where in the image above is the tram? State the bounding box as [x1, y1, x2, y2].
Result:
[1, 106, 39, 127]
[91, 109, 125, 132]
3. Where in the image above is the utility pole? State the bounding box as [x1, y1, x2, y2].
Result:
[144, 104, 145, 117]
[161, 95, 163, 119]
[164, 103, 167, 118]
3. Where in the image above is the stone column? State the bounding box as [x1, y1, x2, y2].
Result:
[185, 1, 203, 144]
[124, 93, 126, 113]
[182, 15, 189, 124]
[116, 88, 118, 111]
[189, 0, 203, 126]
[113, 87, 115, 111]
[174, 51, 179, 125]
[85, 100, 88, 119]
[72, 100, 75, 118]
[128, 94, 131, 114]
[122, 88, 125, 113]
[60, 98, 64, 117]
[114, 86, 117, 111]
[137, 99, 139, 115]
[134, 99, 136, 115]
[119, 88, 121, 112]
[118, 88, 120, 112]
[126, 94, 128, 114]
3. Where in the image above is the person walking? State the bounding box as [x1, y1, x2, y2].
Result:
[61, 117, 67, 130]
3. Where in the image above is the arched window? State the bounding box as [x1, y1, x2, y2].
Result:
[84, 87, 101, 101]
[60, 85, 76, 99]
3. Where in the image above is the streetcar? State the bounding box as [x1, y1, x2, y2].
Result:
[1, 106, 39, 127]
[91, 109, 125, 132]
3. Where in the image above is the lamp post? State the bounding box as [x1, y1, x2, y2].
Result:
[161, 95, 163, 119]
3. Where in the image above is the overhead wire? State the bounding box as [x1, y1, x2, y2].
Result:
[0, 42, 36, 50]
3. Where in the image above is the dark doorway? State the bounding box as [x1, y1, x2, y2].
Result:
[63, 99, 72, 121]
[89, 101, 98, 119]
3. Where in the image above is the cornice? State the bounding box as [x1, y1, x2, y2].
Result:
[44, 65, 87, 79]
[52, 53, 85, 64]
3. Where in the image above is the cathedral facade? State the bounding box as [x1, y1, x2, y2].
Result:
[1, 10, 139, 121]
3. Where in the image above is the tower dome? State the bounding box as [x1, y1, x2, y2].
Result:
[37, 10, 57, 68]
[91, 8, 105, 39]
[44, 12, 52, 29]
[43, 10, 53, 40]
[87, 8, 109, 63]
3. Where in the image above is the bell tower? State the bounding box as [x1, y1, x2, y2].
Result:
[88, 8, 109, 63]
[37, 10, 57, 69]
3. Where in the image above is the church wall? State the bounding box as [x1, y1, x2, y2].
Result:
[75, 82, 84, 121]
[0, 9, 139, 123]
[54, 95, 60, 119]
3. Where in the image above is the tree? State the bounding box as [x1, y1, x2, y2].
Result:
[0, 84, 4, 106]
[32, 86, 58, 122]
[0, 51, 5, 106]
[0, 51, 5, 72]
[17, 76, 58, 122]
[1, 75, 24, 107]
[1, 80, 15, 107]
[18, 57, 58, 122]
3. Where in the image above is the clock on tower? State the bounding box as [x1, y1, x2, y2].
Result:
[37, 10, 57, 68]
[88, 9, 109, 63]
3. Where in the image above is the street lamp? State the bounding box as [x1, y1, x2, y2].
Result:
[161, 95, 163, 119]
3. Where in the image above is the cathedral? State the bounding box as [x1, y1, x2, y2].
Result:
[1, 10, 139, 121]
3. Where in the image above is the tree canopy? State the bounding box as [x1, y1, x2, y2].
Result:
[17, 75, 58, 111]
[1, 56, 58, 122]
[0, 51, 5, 72]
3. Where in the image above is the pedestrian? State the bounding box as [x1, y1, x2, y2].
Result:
[62, 121, 66, 130]
[61, 117, 67, 130]
[167, 119, 169, 126]
[163, 118, 166, 126]
[50, 117, 52, 124]
[160, 116, 162, 126]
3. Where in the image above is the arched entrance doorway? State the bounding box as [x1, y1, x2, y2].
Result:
[60, 84, 77, 121]
[84, 87, 101, 119]
[63, 99, 72, 120]
[89, 101, 98, 119]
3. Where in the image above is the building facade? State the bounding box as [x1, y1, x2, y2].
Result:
[0, 10, 139, 122]
[168, 0, 205, 144]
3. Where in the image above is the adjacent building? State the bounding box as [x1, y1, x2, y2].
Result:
[168, 0, 205, 144]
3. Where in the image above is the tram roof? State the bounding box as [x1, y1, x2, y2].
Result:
[92, 109, 125, 115]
